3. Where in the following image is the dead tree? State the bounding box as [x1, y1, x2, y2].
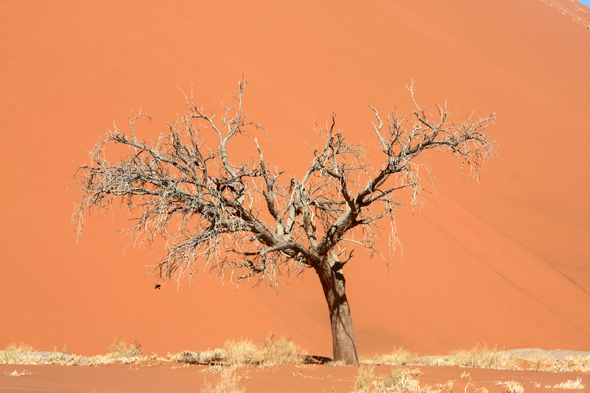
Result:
[73, 78, 497, 365]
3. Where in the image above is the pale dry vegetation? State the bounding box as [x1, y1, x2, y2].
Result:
[501, 380, 524, 393]
[515, 353, 590, 373]
[200, 367, 247, 393]
[325, 360, 347, 367]
[168, 349, 226, 364]
[224, 334, 304, 367]
[418, 345, 590, 373]
[87, 338, 145, 366]
[420, 345, 520, 370]
[169, 334, 304, 368]
[0, 339, 147, 366]
[508, 350, 590, 373]
[353, 366, 453, 393]
[361, 347, 414, 366]
[223, 339, 259, 367]
[562, 356, 590, 373]
[3, 334, 588, 393]
[524, 350, 554, 372]
[1, 343, 41, 365]
[1, 343, 85, 366]
[0, 335, 301, 369]
[553, 378, 585, 390]
[47, 346, 86, 366]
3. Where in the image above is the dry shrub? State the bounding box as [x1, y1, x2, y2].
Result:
[513, 351, 589, 373]
[424, 347, 589, 373]
[523, 350, 554, 372]
[436, 381, 454, 393]
[259, 334, 302, 366]
[353, 366, 436, 393]
[553, 378, 585, 390]
[450, 345, 518, 369]
[169, 349, 226, 364]
[168, 351, 201, 364]
[362, 347, 414, 366]
[502, 380, 524, 393]
[326, 360, 347, 367]
[86, 356, 114, 366]
[420, 356, 446, 367]
[48, 349, 66, 365]
[202, 364, 224, 374]
[422, 345, 519, 370]
[563, 356, 590, 373]
[167, 334, 303, 368]
[224, 334, 302, 367]
[354, 365, 376, 393]
[224, 339, 259, 367]
[381, 368, 410, 390]
[395, 375, 425, 393]
[1, 343, 86, 366]
[87, 338, 145, 366]
[48, 346, 85, 366]
[200, 368, 246, 393]
[1, 343, 39, 365]
[107, 338, 143, 360]
[201, 349, 228, 364]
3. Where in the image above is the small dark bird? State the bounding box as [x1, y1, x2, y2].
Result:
[154, 284, 161, 290]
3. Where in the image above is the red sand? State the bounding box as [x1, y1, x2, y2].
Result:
[0, 363, 587, 393]
[0, 0, 589, 362]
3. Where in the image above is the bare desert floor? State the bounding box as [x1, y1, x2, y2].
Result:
[1, 361, 588, 393]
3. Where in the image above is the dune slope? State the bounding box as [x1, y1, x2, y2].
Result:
[0, 0, 588, 357]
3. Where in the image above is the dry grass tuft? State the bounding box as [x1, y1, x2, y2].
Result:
[553, 378, 585, 390]
[562, 356, 590, 373]
[258, 333, 302, 367]
[325, 360, 347, 367]
[202, 364, 224, 374]
[0, 343, 86, 366]
[1, 343, 40, 365]
[435, 381, 454, 393]
[361, 347, 414, 366]
[523, 350, 554, 372]
[48, 346, 86, 366]
[107, 338, 143, 360]
[168, 349, 226, 364]
[353, 365, 376, 393]
[223, 334, 303, 367]
[2, 335, 301, 369]
[167, 334, 304, 368]
[421, 345, 520, 370]
[353, 366, 438, 393]
[86, 338, 145, 366]
[224, 339, 259, 367]
[502, 380, 524, 393]
[200, 367, 246, 393]
[511, 351, 590, 373]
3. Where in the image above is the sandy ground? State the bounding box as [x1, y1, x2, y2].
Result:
[0, 362, 587, 393]
[0, 0, 589, 362]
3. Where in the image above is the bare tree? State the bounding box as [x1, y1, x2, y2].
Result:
[73, 78, 497, 365]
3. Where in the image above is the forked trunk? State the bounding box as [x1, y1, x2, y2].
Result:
[315, 258, 359, 365]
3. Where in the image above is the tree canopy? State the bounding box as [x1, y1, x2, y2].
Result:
[73, 78, 497, 364]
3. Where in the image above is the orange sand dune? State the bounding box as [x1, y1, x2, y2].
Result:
[0, 0, 588, 359]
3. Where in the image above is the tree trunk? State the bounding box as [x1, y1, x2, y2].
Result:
[315, 258, 359, 365]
